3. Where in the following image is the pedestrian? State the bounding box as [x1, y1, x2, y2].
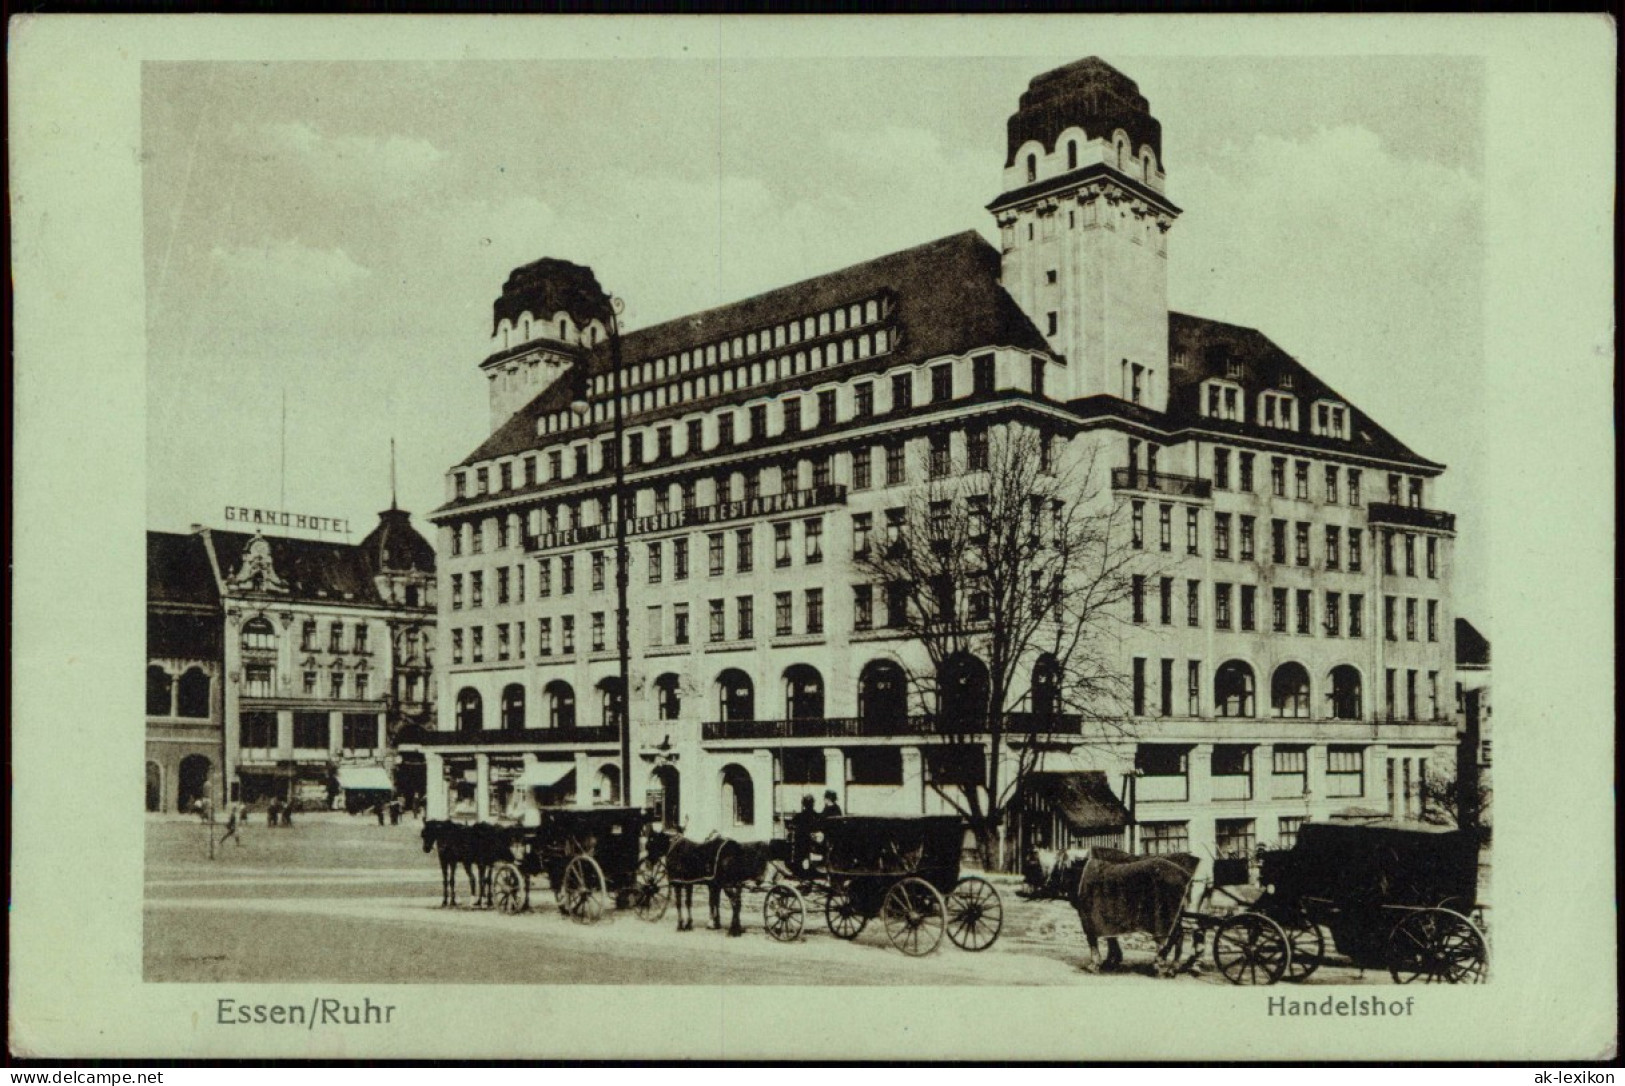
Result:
[267, 798, 281, 828]
[821, 789, 843, 819]
[219, 804, 243, 848]
[375, 802, 386, 826]
[281, 800, 293, 827]
[388, 798, 402, 826]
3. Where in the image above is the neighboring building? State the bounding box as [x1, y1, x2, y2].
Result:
[147, 531, 226, 813]
[1455, 617, 1491, 820]
[144, 506, 437, 811]
[414, 57, 1461, 859]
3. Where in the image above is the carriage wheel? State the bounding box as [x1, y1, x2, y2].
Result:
[1213, 913, 1292, 985]
[824, 887, 868, 940]
[630, 858, 671, 923]
[763, 884, 806, 943]
[881, 877, 947, 957]
[944, 876, 1004, 952]
[491, 862, 527, 916]
[1388, 908, 1488, 984]
[561, 856, 608, 925]
[1279, 912, 1325, 982]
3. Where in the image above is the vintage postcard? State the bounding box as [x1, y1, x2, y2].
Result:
[8, 13, 1616, 1061]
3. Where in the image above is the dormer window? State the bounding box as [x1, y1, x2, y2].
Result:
[1259, 392, 1297, 431]
[1026, 153, 1037, 182]
[1278, 372, 1294, 390]
[1203, 380, 1243, 421]
[1225, 359, 1243, 379]
[1313, 401, 1349, 439]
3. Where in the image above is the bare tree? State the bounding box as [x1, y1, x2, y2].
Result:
[1420, 767, 1492, 843]
[853, 423, 1147, 869]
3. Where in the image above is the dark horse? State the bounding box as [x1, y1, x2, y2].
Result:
[646, 830, 789, 935]
[421, 821, 515, 908]
[1068, 847, 1201, 975]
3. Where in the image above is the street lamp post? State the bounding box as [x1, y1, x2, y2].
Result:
[572, 298, 633, 807]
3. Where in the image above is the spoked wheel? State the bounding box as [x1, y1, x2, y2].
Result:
[1213, 913, 1292, 985]
[1279, 911, 1325, 982]
[824, 886, 868, 940]
[763, 884, 806, 943]
[1388, 908, 1488, 984]
[944, 876, 1004, 952]
[491, 862, 527, 915]
[560, 855, 609, 925]
[881, 877, 947, 957]
[630, 858, 671, 922]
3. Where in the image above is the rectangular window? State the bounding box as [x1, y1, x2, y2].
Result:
[855, 381, 875, 418]
[812, 455, 831, 489]
[748, 407, 766, 442]
[1160, 658, 1175, 717]
[293, 712, 329, 749]
[1325, 526, 1341, 570]
[670, 605, 687, 646]
[515, 564, 526, 604]
[1239, 515, 1256, 561]
[891, 373, 913, 411]
[1240, 585, 1257, 631]
[1325, 465, 1339, 504]
[497, 518, 511, 550]
[1131, 501, 1145, 550]
[476, 467, 489, 495]
[1159, 577, 1173, 625]
[244, 665, 274, 699]
[1406, 597, 1418, 641]
[1271, 457, 1287, 497]
[708, 533, 725, 577]
[450, 630, 464, 665]
[1349, 594, 1364, 638]
[469, 573, 484, 609]
[1272, 746, 1308, 775]
[967, 428, 989, 471]
[1295, 461, 1309, 500]
[497, 622, 511, 660]
[590, 551, 605, 592]
[342, 713, 377, 751]
[1215, 818, 1256, 860]
[1140, 821, 1190, 858]
[451, 574, 464, 610]
[1296, 589, 1312, 635]
[1030, 357, 1046, 398]
[454, 473, 467, 499]
[329, 622, 345, 652]
[1348, 528, 1363, 572]
[774, 522, 792, 567]
[1272, 588, 1288, 633]
[1404, 533, 1417, 577]
[931, 363, 953, 403]
[1132, 658, 1147, 716]
[1406, 669, 1419, 719]
[673, 539, 689, 581]
[559, 556, 574, 595]
[645, 607, 662, 649]
[516, 619, 526, 659]
[538, 619, 552, 656]
[806, 588, 824, 634]
[1186, 580, 1201, 627]
[805, 518, 824, 564]
[774, 592, 793, 636]
[736, 528, 753, 573]
[1158, 504, 1172, 552]
[471, 627, 484, 663]
[853, 584, 873, 631]
[1131, 575, 1146, 624]
[1326, 591, 1342, 636]
[1384, 595, 1397, 641]
[1215, 583, 1233, 630]
[1427, 599, 1439, 642]
[817, 389, 837, 427]
[885, 581, 907, 628]
[1214, 512, 1232, 559]
[852, 447, 872, 490]
[1187, 661, 1201, 716]
[1271, 519, 1287, 564]
[647, 542, 662, 584]
[686, 418, 705, 455]
[1238, 453, 1255, 492]
[709, 599, 725, 643]
[744, 468, 761, 502]
[737, 596, 754, 641]
[1295, 522, 1310, 566]
[1187, 508, 1199, 555]
[1214, 448, 1231, 490]
[1278, 816, 1306, 850]
[972, 354, 994, 394]
[1426, 537, 1438, 578]
[886, 443, 906, 486]
[303, 670, 317, 696]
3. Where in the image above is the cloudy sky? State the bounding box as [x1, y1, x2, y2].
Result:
[142, 52, 1485, 616]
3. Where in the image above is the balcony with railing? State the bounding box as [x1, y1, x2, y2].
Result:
[1366, 502, 1456, 532]
[701, 711, 1083, 742]
[1111, 468, 1213, 499]
[407, 726, 620, 748]
[524, 485, 849, 553]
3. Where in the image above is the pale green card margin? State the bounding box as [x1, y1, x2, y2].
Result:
[8, 13, 1616, 1062]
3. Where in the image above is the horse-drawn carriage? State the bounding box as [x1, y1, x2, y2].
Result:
[765, 815, 1004, 956]
[490, 806, 670, 925]
[1174, 820, 1489, 985]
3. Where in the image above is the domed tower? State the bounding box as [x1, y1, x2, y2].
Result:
[360, 505, 436, 609]
[988, 57, 1180, 409]
[481, 257, 614, 432]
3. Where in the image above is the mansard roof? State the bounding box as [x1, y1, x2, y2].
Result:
[1455, 618, 1491, 667]
[357, 507, 437, 575]
[209, 529, 389, 605]
[147, 531, 220, 611]
[457, 231, 1050, 468]
[1165, 312, 1442, 470]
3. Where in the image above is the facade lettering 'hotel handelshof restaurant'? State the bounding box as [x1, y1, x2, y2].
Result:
[406, 58, 1462, 861]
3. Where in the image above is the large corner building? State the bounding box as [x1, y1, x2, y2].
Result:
[413, 58, 1461, 861]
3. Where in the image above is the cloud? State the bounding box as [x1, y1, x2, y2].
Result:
[251, 121, 449, 199]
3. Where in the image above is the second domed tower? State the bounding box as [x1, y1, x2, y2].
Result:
[480, 258, 613, 432]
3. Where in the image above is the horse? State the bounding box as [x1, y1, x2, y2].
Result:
[1068, 847, 1201, 975]
[422, 821, 515, 908]
[645, 830, 790, 935]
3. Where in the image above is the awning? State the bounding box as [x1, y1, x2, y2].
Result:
[337, 765, 393, 791]
[516, 763, 576, 791]
[1019, 771, 1131, 833]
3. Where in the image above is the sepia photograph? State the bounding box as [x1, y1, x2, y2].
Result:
[10, 13, 1616, 1061]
